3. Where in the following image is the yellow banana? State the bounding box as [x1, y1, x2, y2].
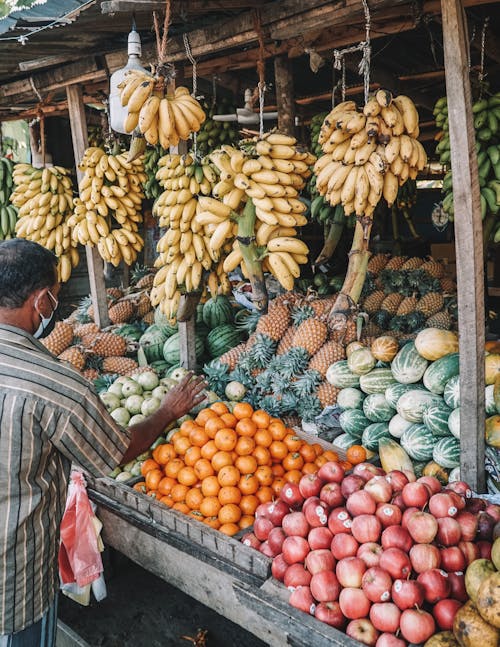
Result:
[267, 252, 295, 290]
[267, 237, 309, 255]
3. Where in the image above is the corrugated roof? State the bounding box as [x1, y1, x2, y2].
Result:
[0, 0, 90, 36]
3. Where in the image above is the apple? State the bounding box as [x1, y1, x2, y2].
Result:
[302, 496, 321, 515]
[447, 490, 466, 511]
[357, 542, 383, 568]
[375, 633, 406, 647]
[390, 493, 406, 512]
[271, 553, 288, 581]
[282, 536, 310, 565]
[417, 568, 451, 604]
[330, 532, 359, 559]
[403, 469, 417, 482]
[381, 525, 413, 552]
[399, 609, 436, 644]
[254, 517, 274, 541]
[406, 511, 438, 544]
[346, 490, 377, 516]
[447, 571, 468, 602]
[267, 527, 286, 554]
[336, 556, 367, 588]
[433, 598, 463, 630]
[341, 474, 366, 498]
[304, 501, 329, 528]
[401, 506, 420, 528]
[353, 462, 385, 482]
[282, 511, 310, 538]
[417, 475, 443, 495]
[436, 517, 462, 546]
[401, 481, 431, 508]
[477, 512, 496, 541]
[362, 566, 393, 603]
[447, 480, 473, 498]
[455, 511, 479, 541]
[385, 470, 410, 492]
[308, 527, 333, 551]
[486, 504, 500, 523]
[364, 476, 393, 503]
[458, 540, 480, 565]
[319, 483, 344, 509]
[314, 601, 346, 628]
[255, 501, 274, 520]
[477, 540, 492, 559]
[267, 500, 290, 526]
[305, 549, 336, 575]
[280, 482, 304, 509]
[465, 497, 486, 513]
[429, 492, 459, 518]
[299, 473, 324, 499]
[375, 503, 402, 528]
[391, 579, 425, 610]
[352, 515, 382, 544]
[440, 546, 466, 572]
[328, 507, 353, 534]
[284, 563, 312, 589]
[259, 541, 277, 558]
[409, 543, 441, 573]
[289, 585, 316, 615]
[241, 532, 261, 550]
[346, 619, 380, 647]
[379, 548, 411, 580]
[318, 461, 345, 484]
[310, 570, 341, 602]
[339, 587, 372, 620]
[369, 602, 401, 633]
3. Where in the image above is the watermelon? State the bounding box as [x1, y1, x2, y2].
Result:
[388, 414, 414, 439]
[448, 407, 460, 439]
[363, 393, 395, 422]
[205, 324, 243, 358]
[339, 409, 370, 440]
[326, 360, 361, 389]
[337, 387, 365, 410]
[362, 423, 391, 451]
[347, 347, 376, 375]
[486, 384, 497, 415]
[391, 342, 429, 384]
[333, 433, 357, 451]
[400, 424, 436, 461]
[163, 333, 205, 365]
[433, 436, 460, 468]
[397, 390, 444, 423]
[359, 368, 397, 394]
[443, 374, 460, 409]
[202, 296, 234, 328]
[423, 404, 453, 437]
[139, 325, 171, 363]
[385, 382, 428, 409]
[423, 353, 460, 394]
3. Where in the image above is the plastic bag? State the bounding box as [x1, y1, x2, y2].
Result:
[58, 471, 104, 590]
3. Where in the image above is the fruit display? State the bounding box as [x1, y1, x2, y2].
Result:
[11, 163, 79, 282]
[0, 156, 18, 240]
[195, 96, 239, 156]
[69, 147, 146, 266]
[142, 144, 168, 199]
[434, 93, 500, 240]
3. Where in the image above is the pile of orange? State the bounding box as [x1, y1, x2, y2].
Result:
[134, 401, 350, 536]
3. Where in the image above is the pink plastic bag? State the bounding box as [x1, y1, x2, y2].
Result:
[58, 471, 103, 588]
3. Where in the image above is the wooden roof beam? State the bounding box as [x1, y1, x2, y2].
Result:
[101, 0, 267, 14]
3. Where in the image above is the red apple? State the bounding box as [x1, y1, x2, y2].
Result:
[447, 571, 468, 602]
[399, 609, 436, 643]
[305, 549, 336, 575]
[447, 480, 473, 498]
[385, 470, 410, 493]
[341, 474, 366, 498]
[364, 476, 393, 503]
[331, 532, 359, 560]
[417, 475, 443, 495]
[266, 499, 290, 526]
[440, 546, 466, 572]
[346, 619, 380, 647]
[375, 503, 402, 528]
[477, 512, 496, 541]
[455, 511, 479, 541]
[241, 532, 261, 550]
[376, 633, 406, 647]
[379, 548, 412, 580]
[318, 461, 345, 484]
[289, 585, 316, 615]
[436, 517, 462, 546]
[254, 517, 274, 541]
[255, 501, 273, 519]
[362, 566, 393, 603]
[310, 570, 341, 603]
[433, 598, 463, 630]
[259, 541, 277, 558]
[447, 490, 466, 511]
[409, 543, 441, 573]
[465, 497, 486, 514]
[391, 579, 425, 610]
[401, 506, 420, 528]
[328, 507, 353, 534]
[458, 540, 480, 565]
[284, 563, 312, 589]
[339, 587, 372, 620]
[268, 527, 286, 554]
[319, 482, 344, 509]
[302, 496, 321, 515]
[417, 568, 451, 603]
[353, 462, 385, 482]
[299, 473, 324, 499]
[282, 536, 310, 565]
[401, 481, 431, 508]
[308, 527, 333, 551]
[390, 493, 406, 512]
[369, 602, 401, 633]
[336, 556, 367, 588]
[429, 492, 459, 518]
[357, 542, 383, 568]
[381, 525, 413, 552]
[486, 504, 500, 523]
[304, 500, 329, 528]
[406, 511, 438, 543]
[346, 490, 377, 516]
[282, 511, 310, 538]
[352, 514, 382, 544]
[403, 469, 417, 482]
[271, 553, 288, 581]
[314, 601, 346, 628]
[280, 481, 304, 509]
[477, 540, 492, 559]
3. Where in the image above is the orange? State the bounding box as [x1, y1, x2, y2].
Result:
[217, 464, 240, 487]
[233, 402, 253, 420]
[252, 409, 271, 429]
[204, 416, 225, 439]
[210, 401, 229, 416]
[323, 449, 340, 463]
[185, 487, 204, 510]
[256, 486, 274, 503]
[315, 454, 329, 468]
[184, 445, 202, 467]
[159, 495, 174, 507]
[235, 417, 257, 437]
[220, 412, 238, 429]
[283, 452, 304, 472]
[269, 420, 287, 441]
[271, 463, 285, 477]
[180, 419, 198, 435]
[302, 462, 318, 475]
[188, 510, 204, 521]
[218, 503, 242, 525]
[239, 515, 254, 530]
[299, 443, 317, 464]
[284, 434, 303, 452]
[235, 436, 256, 456]
[201, 475, 221, 497]
[238, 473, 259, 495]
[284, 469, 302, 484]
[340, 460, 353, 471]
[171, 483, 189, 502]
[200, 440, 218, 460]
[189, 427, 210, 447]
[271, 476, 287, 496]
[172, 502, 190, 514]
[147, 490, 162, 500]
[211, 450, 233, 472]
[140, 458, 160, 477]
[194, 458, 214, 480]
[177, 466, 198, 487]
[164, 457, 185, 479]
[133, 481, 147, 494]
[253, 445, 272, 466]
[173, 436, 191, 456]
[255, 465, 273, 486]
[145, 468, 163, 491]
[203, 516, 221, 530]
[199, 496, 221, 517]
[269, 440, 288, 461]
[214, 428, 238, 452]
[346, 445, 367, 465]
[312, 442, 324, 457]
[157, 476, 176, 496]
[152, 443, 175, 465]
[235, 454, 258, 475]
[254, 428, 273, 448]
[218, 485, 242, 505]
[195, 408, 218, 426]
[218, 522, 239, 536]
[240, 494, 259, 516]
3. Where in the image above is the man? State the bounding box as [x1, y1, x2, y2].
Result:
[0, 239, 206, 645]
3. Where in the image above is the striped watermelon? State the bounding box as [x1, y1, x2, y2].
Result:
[385, 382, 428, 409]
[400, 424, 436, 461]
[388, 414, 414, 439]
[423, 404, 453, 437]
[363, 393, 395, 422]
[448, 407, 460, 439]
[423, 353, 460, 394]
[396, 390, 444, 423]
[326, 360, 361, 388]
[486, 385, 497, 415]
[443, 374, 460, 409]
[333, 433, 357, 451]
[362, 423, 391, 451]
[202, 296, 234, 328]
[339, 409, 370, 440]
[163, 333, 205, 365]
[433, 436, 460, 468]
[359, 368, 397, 394]
[347, 347, 376, 375]
[391, 341, 429, 384]
[337, 387, 365, 410]
[206, 324, 243, 358]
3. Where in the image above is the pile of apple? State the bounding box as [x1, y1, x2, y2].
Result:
[241, 461, 500, 647]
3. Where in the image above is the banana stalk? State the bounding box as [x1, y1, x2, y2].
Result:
[314, 207, 345, 266]
[233, 198, 268, 313]
[401, 207, 420, 239]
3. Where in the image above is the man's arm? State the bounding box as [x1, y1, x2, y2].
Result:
[120, 372, 207, 464]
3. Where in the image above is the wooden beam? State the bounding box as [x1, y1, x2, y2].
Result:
[274, 56, 296, 136]
[441, 0, 485, 492]
[66, 84, 110, 330]
[295, 83, 381, 106]
[101, 0, 265, 12]
[399, 69, 446, 81]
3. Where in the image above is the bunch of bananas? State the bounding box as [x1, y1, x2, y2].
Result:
[310, 112, 328, 157]
[0, 157, 18, 240]
[195, 97, 239, 156]
[68, 147, 145, 266]
[118, 70, 206, 147]
[314, 90, 427, 216]
[143, 145, 168, 199]
[434, 93, 500, 238]
[11, 164, 78, 282]
[396, 178, 417, 209]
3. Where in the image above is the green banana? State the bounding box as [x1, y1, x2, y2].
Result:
[481, 186, 499, 214]
[473, 98, 489, 114]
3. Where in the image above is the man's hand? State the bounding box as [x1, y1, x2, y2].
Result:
[160, 372, 207, 421]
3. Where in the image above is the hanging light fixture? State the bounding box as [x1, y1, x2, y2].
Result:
[108, 23, 149, 134]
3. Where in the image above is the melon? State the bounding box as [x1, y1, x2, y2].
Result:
[415, 328, 459, 361]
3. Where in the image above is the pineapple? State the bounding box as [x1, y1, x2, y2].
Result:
[292, 370, 322, 398]
[218, 342, 248, 371]
[401, 257, 423, 271]
[317, 381, 340, 408]
[203, 359, 231, 395]
[291, 318, 328, 356]
[308, 340, 345, 377]
[426, 310, 452, 330]
[247, 334, 278, 369]
[40, 322, 74, 356]
[108, 299, 135, 325]
[361, 290, 386, 314]
[255, 304, 291, 341]
[106, 287, 124, 301]
[290, 304, 316, 326]
[360, 322, 382, 340]
[58, 346, 86, 372]
[329, 317, 357, 345]
[406, 310, 427, 332]
[440, 277, 456, 293]
[142, 310, 155, 325]
[297, 394, 322, 422]
[416, 292, 444, 318]
[420, 259, 445, 279]
[277, 348, 310, 379]
[380, 293, 404, 316]
[90, 332, 128, 357]
[384, 256, 408, 271]
[72, 322, 99, 339]
[135, 293, 152, 318]
[276, 326, 296, 355]
[367, 253, 389, 275]
[396, 295, 418, 316]
[82, 367, 99, 382]
[132, 264, 155, 290]
[102, 356, 139, 375]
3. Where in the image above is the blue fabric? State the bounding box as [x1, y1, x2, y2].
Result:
[0, 597, 58, 647]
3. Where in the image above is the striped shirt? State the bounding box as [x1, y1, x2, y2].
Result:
[0, 324, 130, 634]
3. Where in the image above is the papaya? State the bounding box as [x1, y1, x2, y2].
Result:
[424, 631, 459, 647]
[477, 571, 500, 628]
[453, 601, 500, 647]
[465, 559, 497, 603]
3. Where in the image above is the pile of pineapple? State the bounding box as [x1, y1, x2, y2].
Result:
[360, 254, 457, 337]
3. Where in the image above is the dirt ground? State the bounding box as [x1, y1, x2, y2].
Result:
[58, 549, 269, 647]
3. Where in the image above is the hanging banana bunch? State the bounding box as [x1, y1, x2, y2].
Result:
[11, 164, 78, 282]
[0, 157, 19, 241]
[68, 147, 145, 267]
[195, 96, 239, 156]
[143, 145, 168, 200]
[314, 91, 427, 216]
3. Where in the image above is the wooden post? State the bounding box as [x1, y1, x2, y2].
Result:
[441, 0, 485, 492]
[66, 84, 110, 329]
[273, 55, 295, 136]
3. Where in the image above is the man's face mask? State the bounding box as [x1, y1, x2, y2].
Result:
[33, 290, 58, 339]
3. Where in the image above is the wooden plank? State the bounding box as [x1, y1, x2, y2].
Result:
[273, 55, 296, 136]
[66, 84, 110, 330]
[441, 0, 485, 492]
[101, 0, 265, 12]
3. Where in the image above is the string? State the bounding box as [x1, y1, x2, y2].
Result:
[253, 8, 267, 138]
[183, 32, 198, 156]
[153, 0, 172, 65]
[478, 17, 489, 97]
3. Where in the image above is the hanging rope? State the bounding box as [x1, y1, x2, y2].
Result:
[183, 32, 198, 156]
[253, 8, 267, 138]
[153, 0, 172, 65]
[478, 17, 489, 97]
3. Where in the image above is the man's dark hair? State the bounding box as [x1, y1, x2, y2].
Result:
[0, 239, 58, 308]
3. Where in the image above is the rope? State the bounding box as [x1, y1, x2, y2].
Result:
[153, 0, 172, 65]
[478, 17, 489, 97]
[183, 32, 198, 156]
[253, 8, 267, 138]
